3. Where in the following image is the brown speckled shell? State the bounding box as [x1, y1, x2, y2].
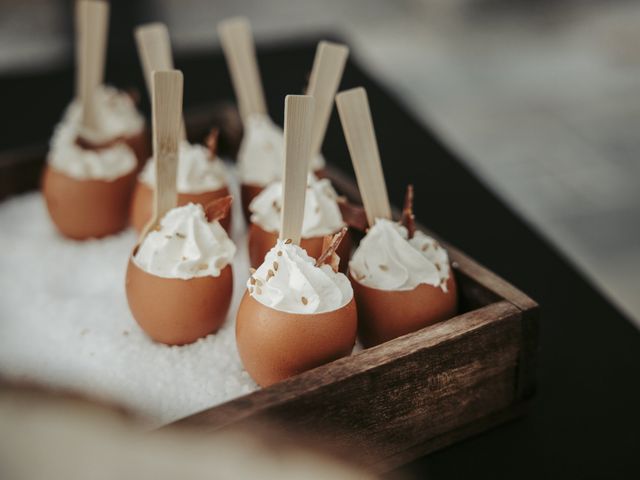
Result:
[125, 257, 233, 345]
[129, 181, 232, 233]
[351, 273, 458, 347]
[236, 293, 357, 387]
[42, 165, 136, 240]
[247, 223, 351, 272]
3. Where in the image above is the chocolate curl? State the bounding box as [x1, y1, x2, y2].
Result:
[316, 226, 348, 272]
[401, 184, 416, 239]
[205, 128, 220, 157]
[337, 197, 368, 233]
[204, 195, 233, 223]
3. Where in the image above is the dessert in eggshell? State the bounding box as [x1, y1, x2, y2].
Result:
[130, 131, 232, 233]
[247, 173, 350, 270]
[336, 87, 458, 347]
[42, 2, 149, 240]
[126, 201, 235, 345]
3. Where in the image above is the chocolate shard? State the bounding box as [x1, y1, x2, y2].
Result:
[401, 184, 416, 239]
[204, 195, 233, 223]
[337, 197, 368, 233]
[316, 226, 348, 272]
[205, 128, 220, 156]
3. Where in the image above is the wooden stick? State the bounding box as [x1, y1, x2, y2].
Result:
[134, 22, 186, 140]
[307, 41, 349, 159]
[336, 87, 392, 226]
[140, 70, 183, 240]
[279, 95, 315, 244]
[134, 23, 174, 98]
[78, 0, 109, 132]
[218, 17, 267, 123]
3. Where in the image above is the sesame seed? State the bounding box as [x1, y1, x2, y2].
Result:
[301, 296, 308, 305]
[277, 251, 283, 256]
[379, 264, 389, 271]
[176, 233, 186, 239]
[250, 277, 256, 285]
[284, 238, 292, 244]
[273, 261, 279, 271]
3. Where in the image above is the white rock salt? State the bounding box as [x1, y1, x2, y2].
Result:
[0, 167, 257, 426]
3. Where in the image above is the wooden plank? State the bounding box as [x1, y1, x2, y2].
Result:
[175, 300, 523, 467]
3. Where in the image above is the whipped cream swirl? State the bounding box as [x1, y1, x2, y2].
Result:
[134, 203, 236, 279]
[58, 85, 145, 143]
[248, 239, 352, 314]
[47, 85, 145, 180]
[139, 141, 228, 194]
[47, 120, 137, 180]
[349, 219, 451, 291]
[249, 174, 344, 238]
[237, 113, 325, 186]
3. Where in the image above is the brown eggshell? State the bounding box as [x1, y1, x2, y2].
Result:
[351, 272, 458, 348]
[125, 256, 233, 345]
[236, 293, 357, 387]
[129, 181, 232, 233]
[247, 223, 351, 272]
[42, 164, 136, 240]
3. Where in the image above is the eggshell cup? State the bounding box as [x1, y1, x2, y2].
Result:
[236, 293, 358, 387]
[248, 223, 351, 271]
[129, 182, 232, 233]
[350, 273, 458, 348]
[42, 164, 136, 240]
[125, 255, 233, 346]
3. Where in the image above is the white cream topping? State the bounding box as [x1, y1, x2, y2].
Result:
[46, 85, 144, 180]
[139, 141, 228, 194]
[59, 85, 145, 143]
[237, 113, 325, 186]
[249, 174, 344, 238]
[349, 219, 451, 291]
[248, 239, 352, 314]
[133, 203, 236, 279]
[47, 119, 136, 181]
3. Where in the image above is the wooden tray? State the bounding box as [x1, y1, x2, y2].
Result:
[0, 103, 539, 474]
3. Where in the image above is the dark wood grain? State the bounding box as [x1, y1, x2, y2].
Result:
[176, 301, 528, 471]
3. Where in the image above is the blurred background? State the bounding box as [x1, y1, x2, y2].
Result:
[1, 0, 638, 326]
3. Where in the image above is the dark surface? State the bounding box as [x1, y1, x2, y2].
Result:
[2, 37, 639, 479]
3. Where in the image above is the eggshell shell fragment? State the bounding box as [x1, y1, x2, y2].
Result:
[125, 257, 233, 345]
[129, 182, 232, 233]
[236, 293, 357, 387]
[351, 273, 458, 347]
[247, 223, 351, 272]
[42, 164, 136, 240]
